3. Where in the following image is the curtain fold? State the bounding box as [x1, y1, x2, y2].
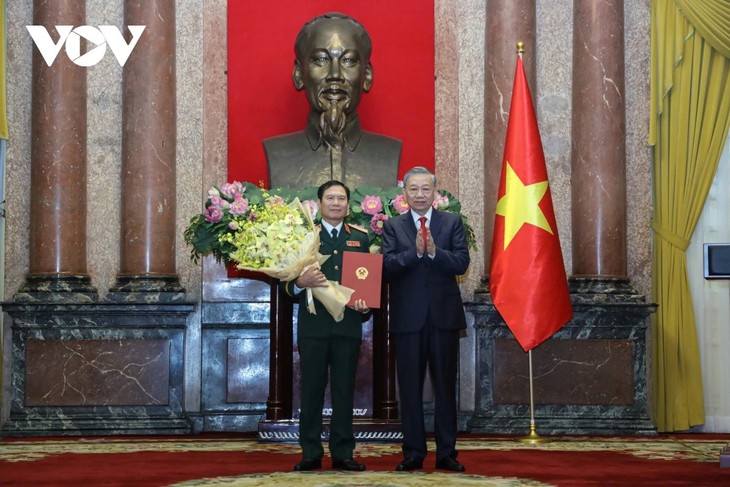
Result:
[674, 0, 730, 58]
[650, 0, 730, 431]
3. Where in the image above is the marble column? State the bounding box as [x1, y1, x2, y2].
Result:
[109, 0, 184, 300]
[482, 0, 536, 280]
[16, 0, 97, 302]
[571, 0, 627, 279]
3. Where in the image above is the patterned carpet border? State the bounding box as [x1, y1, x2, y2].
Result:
[0, 435, 725, 463]
[168, 471, 554, 487]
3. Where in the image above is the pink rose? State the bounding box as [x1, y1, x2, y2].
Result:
[361, 195, 383, 215]
[393, 194, 410, 214]
[229, 197, 249, 216]
[219, 183, 237, 198]
[210, 196, 229, 209]
[370, 213, 389, 235]
[204, 206, 223, 223]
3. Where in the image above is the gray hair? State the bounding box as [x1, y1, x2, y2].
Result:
[403, 166, 436, 187]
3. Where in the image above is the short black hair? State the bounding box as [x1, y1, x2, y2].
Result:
[317, 180, 351, 201]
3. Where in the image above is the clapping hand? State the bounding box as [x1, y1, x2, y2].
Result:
[415, 229, 436, 257]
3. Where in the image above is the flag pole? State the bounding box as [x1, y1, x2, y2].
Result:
[512, 41, 550, 446]
[491, 39, 570, 443]
[518, 349, 550, 444]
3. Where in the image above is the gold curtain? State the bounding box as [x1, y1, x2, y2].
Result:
[650, 0, 730, 431]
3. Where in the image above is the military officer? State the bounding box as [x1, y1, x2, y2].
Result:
[283, 180, 371, 472]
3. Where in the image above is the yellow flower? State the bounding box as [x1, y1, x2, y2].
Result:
[226, 196, 314, 277]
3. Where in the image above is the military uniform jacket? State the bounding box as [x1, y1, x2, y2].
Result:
[282, 223, 371, 340]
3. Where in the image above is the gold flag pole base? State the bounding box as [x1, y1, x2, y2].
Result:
[517, 423, 551, 444]
[517, 350, 552, 444]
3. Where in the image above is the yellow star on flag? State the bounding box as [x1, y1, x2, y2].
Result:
[495, 161, 554, 249]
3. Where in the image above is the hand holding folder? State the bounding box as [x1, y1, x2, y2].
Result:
[341, 251, 383, 308]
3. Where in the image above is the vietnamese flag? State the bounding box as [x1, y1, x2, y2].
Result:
[489, 54, 572, 352]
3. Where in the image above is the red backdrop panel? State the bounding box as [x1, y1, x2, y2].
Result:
[227, 1, 435, 187]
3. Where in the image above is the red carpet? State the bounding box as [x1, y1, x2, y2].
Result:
[2, 434, 729, 486]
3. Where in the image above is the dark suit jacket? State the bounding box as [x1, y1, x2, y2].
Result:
[282, 224, 371, 340]
[381, 209, 470, 333]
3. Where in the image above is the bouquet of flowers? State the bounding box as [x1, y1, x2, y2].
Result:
[184, 182, 353, 321]
[185, 180, 477, 318]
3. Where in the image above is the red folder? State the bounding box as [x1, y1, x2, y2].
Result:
[341, 251, 383, 308]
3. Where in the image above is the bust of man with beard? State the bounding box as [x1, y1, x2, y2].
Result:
[264, 12, 401, 189]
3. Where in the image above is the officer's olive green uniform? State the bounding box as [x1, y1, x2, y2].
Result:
[282, 224, 370, 461]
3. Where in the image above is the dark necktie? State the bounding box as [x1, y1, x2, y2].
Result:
[331, 228, 338, 240]
[419, 217, 428, 248]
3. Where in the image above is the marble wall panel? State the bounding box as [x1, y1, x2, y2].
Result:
[493, 338, 634, 406]
[25, 339, 170, 406]
[226, 338, 269, 404]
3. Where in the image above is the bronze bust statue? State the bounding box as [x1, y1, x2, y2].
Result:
[264, 12, 401, 189]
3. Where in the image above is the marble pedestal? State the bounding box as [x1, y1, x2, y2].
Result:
[467, 278, 657, 435]
[1, 302, 194, 436]
[194, 295, 273, 434]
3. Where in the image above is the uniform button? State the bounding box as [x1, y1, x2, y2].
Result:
[334, 250, 339, 255]
[334, 265, 339, 270]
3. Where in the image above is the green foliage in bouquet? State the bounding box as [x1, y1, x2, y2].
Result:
[183, 181, 268, 264]
[184, 181, 478, 265]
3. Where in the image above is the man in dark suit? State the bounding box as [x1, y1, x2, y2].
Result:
[381, 166, 471, 472]
[283, 180, 371, 472]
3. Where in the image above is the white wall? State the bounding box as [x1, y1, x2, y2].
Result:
[688, 130, 730, 432]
